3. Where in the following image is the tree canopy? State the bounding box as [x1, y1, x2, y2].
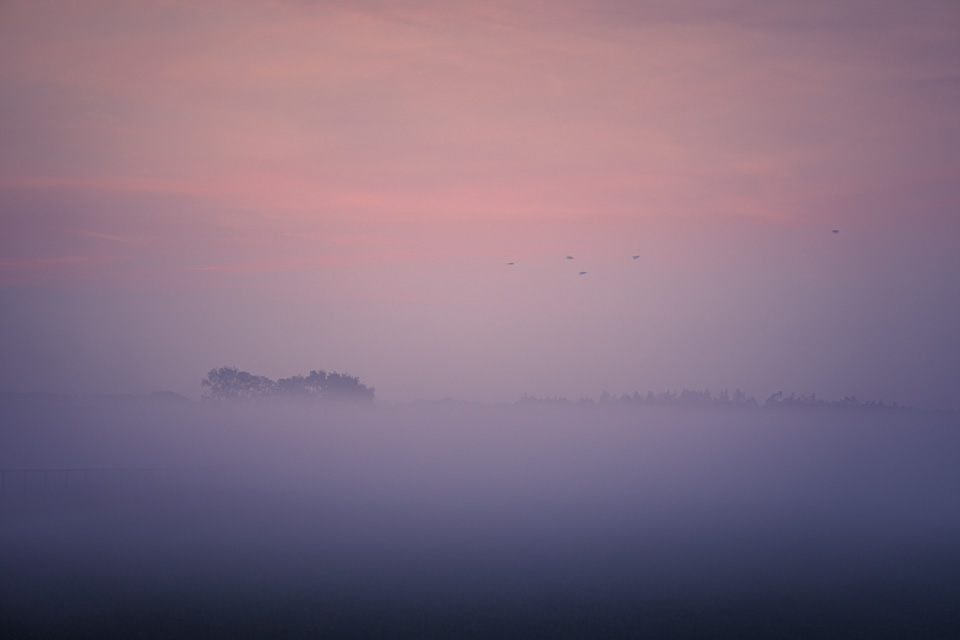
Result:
[201, 367, 374, 403]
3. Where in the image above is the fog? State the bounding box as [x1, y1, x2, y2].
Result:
[3, 0, 959, 635]
[3, 395, 958, 638]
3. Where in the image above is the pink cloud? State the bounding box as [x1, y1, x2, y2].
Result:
[1, 0, 954, 255]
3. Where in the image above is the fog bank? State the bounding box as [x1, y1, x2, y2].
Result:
[2, 397, 958, 637]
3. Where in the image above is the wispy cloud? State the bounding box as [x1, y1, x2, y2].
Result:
[71, 230, 142, 245]
[3, 0, 956, 232]
[0, 255, 130, 269]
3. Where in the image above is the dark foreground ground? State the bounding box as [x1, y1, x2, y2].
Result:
[2, 399, 959, 638]
[3, 493, 960, 639]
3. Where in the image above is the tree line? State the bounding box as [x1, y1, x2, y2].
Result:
[520, 388, 906, 410]
[201, 367, 374, 403]
[198, 367, 903, 411]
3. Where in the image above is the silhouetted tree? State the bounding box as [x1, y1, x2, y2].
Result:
[649, 390, 678, 405]
[306, 370, 327, 395]
[765, 391, 785, 407]
[679, 388, 712, 407]
[201, 367, 277, 401]
[518, 395, 570, 405]
[276, 374, 310, 397]
[322, 371, 375, 402]
[732, 389, 758, 407]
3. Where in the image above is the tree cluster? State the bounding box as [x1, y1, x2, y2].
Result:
[201, 367, 374, 403]
[601, 388, 759, 407]
[520, 388, 905, 411]
[762, 391, 900, 410]
[520, 388, 758, 407]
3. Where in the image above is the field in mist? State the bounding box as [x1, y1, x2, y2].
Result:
[2, 395, 959, 638]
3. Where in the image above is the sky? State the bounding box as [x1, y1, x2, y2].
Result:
[1, 0, 958, 407]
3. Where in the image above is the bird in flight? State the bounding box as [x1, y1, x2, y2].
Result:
[566, 255, 574, 260]
[579, 271, 588, 275]
[632, 255, 640, 260]
[832, 230, 840, 234]
[507, 262, 515, 265]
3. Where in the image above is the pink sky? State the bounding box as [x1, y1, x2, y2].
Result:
[1, 0, 959, 406]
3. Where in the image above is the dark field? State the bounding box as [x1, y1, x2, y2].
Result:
[2, 398, 959, 638]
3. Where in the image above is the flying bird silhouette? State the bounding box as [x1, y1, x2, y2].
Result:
[507, 262, 515, 265]
[566, 255, 574, 260]
[632, 255, 640, 260]
[579, 271, 587, 275]
[832, 230, 840, 234]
